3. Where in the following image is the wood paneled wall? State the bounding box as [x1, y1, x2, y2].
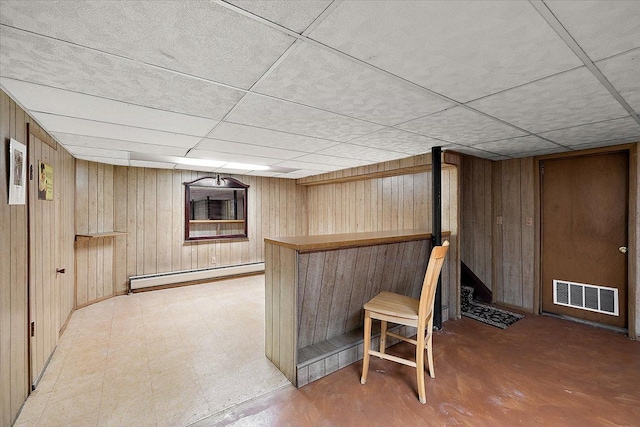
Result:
[460, 155, 493, 290]
[0, 90, 29, 427]
[75, 161, 118, 307]
[54, 144, 76, 334]
[461, 147, 640, 338]
[297, 240, 430, 348]
[302, 154, 460, 321]
[492, 158, 536, 310]
[0, 90, 75, 427]
[75, 164, 307, 305]
[461, 154, 540, 311]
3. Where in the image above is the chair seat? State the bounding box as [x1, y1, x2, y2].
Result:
[364, 291, 419, 320]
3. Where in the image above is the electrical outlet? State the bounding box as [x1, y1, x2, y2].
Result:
[211, 257, 216, 265]
[496, 216, 503, 225]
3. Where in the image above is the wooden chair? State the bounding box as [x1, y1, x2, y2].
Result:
[360, 240, 449, 404]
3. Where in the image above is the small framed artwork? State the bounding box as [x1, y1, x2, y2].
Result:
[9, 138, 27, 205]
[37, 161, 54, 201]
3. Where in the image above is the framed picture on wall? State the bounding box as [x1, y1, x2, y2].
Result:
[38, 161, 54, 201]
[8, 138, 27, 205]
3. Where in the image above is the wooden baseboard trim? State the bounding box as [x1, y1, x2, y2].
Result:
[76, 293, 115, 309]
[129, 271, 264, 294]
[494, 301, 535, 315]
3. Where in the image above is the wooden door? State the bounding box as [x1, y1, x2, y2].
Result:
[28, 133, 59, 387]
[541, 151, 628, 328]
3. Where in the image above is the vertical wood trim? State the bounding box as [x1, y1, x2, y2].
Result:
[533, 157, 542, 314]
[156, 170, 172, 273]
[279, 246, 297, 384]
[76, 239, 88, 306]
[492, 161, 504, 303]
[113, 167, 128, 294]
[630, 143, 639, 339]
[265, 242, 274, 360]
[503, 160, 524, 307]
[520, 158, 535, 310]
[143, 169, 157, 274]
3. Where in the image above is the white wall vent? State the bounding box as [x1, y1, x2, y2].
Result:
[553, 280, 619, 316]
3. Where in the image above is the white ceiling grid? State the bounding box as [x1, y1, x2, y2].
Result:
[0, 0, 638, 178]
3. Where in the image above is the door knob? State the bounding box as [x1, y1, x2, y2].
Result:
[619, 246, 628, 254]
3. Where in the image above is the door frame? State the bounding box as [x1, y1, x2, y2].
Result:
[534, 143, 637, 338]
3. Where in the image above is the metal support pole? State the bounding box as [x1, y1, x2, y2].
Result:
[432, 147, 443, 330]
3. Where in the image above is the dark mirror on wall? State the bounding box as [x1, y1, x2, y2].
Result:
[184, 176, 248, 241]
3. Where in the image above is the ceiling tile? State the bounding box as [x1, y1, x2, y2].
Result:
[289, 153, 370, 168]
[195, 138, 305, 160]
[208, 122, 340, 152]
[468, 67, 629, 133]
[0, 27, 244, 119]
[538, 117, 640, 146]
[397, 107, 527, 144]
[274, 160, 348, 172]
[254, 42, 453, 125]
[545, 0, 640, 61]
[0, 1, 295, 89]
[226, 1, 332, 33]
[129, 160, 176, 170]
[225, 94, 385, 141]
[65, 146, 129, 160]
[243, 171, 287, 177]
[316, 143, 407, 163]
[187, 149, 282, 166]
[0, 78, 218, 136]
[174, 164, 216, 173]
[212, 167, 260, 175]
[74, 156, 130, 166]
[596, 49, 640, 114]
[446, 145, 506, 159]
[569, 135, 640, 151]
[472, 135, 563, 158]
[276, 170, 319, 179]
[347, 128, 444, 155]
[309, 1, 581, 101]
[33, 113, 202, 148]
[52, 133, 189, 157]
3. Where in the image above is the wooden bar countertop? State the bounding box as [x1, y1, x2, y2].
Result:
[265, 229, 450, 253]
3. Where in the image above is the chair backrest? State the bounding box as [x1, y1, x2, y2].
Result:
[418, 240, 450, 325]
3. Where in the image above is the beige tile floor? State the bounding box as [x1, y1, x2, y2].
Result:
[14, 275, 290, 427]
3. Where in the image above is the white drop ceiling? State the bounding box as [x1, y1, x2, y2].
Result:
[1, 0, 639, 179]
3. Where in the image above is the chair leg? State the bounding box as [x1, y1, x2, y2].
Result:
[426, 333, 435, 379]
[416, 331, 427, 404]
[379, 320, 387, 354]
[361, 311, 372, 385]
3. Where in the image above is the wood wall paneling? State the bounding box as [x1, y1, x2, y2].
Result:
[75, 160, 117, 307]
[264, 243, 297, 384]
[0, 90, 28, 427]
[460, 155, 493, 290]
[305, 167, 459, 320]
[0, 89, 76, 427]
[296, 239, 431, 350]
[490, 159, 536, 311]
[74, 167, 307, 297]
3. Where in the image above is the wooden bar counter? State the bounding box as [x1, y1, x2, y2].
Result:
[265, 229, 449, 387]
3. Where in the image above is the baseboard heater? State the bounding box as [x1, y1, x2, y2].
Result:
[129, 262, 265, 292]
